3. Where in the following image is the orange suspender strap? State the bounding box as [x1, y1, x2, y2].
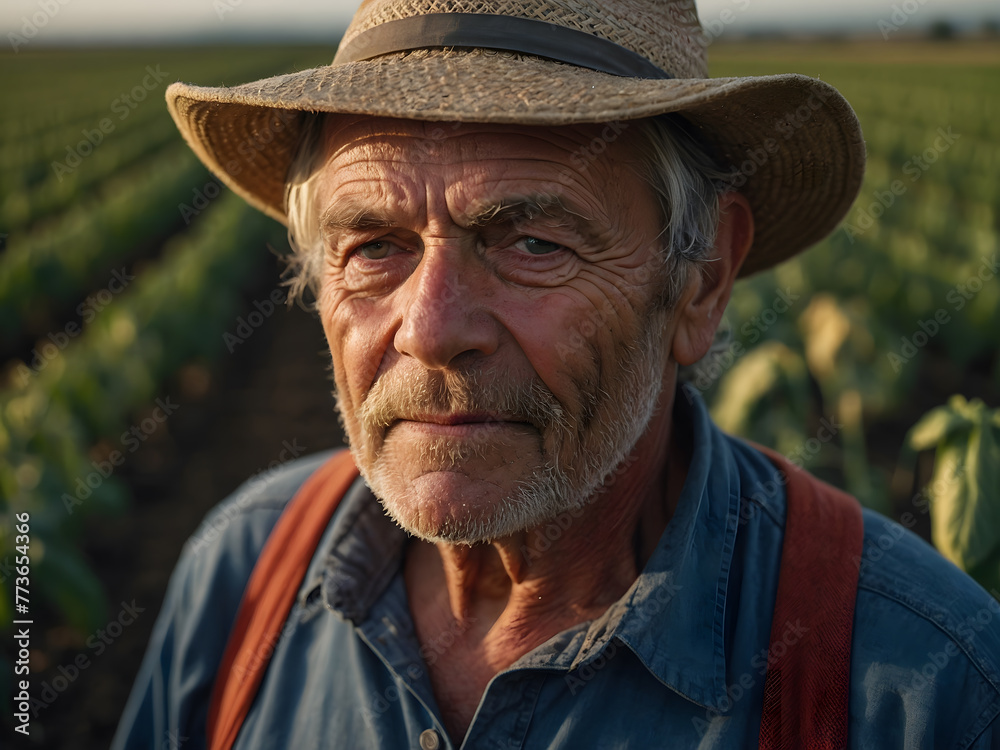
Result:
[755, 445, 865, 750]
[207, 449, 358, 750]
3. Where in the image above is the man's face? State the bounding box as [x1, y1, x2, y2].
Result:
[313, 116, 679, 544]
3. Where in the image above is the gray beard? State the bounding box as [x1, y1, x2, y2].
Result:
[339, 315, 667, 545]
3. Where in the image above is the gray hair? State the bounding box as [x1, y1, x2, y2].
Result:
[284, 113, 334, 305]
[627, 116, 736, 308]
[283, 114, 734, 306]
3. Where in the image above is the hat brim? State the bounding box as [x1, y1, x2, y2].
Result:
[166, 50, 865, 277]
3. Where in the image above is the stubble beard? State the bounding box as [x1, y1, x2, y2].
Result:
[337, 316, 667, 545]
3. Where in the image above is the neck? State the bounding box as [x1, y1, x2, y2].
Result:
[405, 383, 688, 661]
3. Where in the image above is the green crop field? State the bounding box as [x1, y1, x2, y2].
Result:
[0, 39, 998, 740]
[706, 42, 1000, 594]
[0, 46, 334, 637]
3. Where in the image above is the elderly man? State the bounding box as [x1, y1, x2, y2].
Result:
[115, 1, 1000, 748]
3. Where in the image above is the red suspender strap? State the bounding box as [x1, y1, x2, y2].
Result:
[755, 444, 864, 750]
[207, 450, 358, 750]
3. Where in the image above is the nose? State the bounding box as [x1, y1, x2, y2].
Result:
[393, 245, 499, 369]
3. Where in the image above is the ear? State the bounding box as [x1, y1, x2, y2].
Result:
[672, 192, 754, 366]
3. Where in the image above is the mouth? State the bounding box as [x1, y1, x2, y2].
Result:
[390, 412, 536, 437]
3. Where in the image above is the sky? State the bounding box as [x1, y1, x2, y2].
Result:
[0, 0, 997, 45]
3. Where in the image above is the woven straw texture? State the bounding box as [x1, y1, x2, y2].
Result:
[166, 0, 866, 277]
[340, 0, 709, 78]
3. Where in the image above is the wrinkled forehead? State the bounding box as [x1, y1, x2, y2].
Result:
[313, 114, 646, 171]
[295, 116, 660, 237]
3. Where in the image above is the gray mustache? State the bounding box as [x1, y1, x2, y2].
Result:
[358, 368, 568, 434]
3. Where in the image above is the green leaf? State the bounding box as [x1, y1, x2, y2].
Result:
[711, 340, 810, 438]
[914, 397, 1000, 578]
[908, 404, 967, 451]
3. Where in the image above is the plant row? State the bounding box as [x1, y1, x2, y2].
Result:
[0, 192, 285, 631]
[0, 93, 167, 177]
[0, 145, 209, 345]
[1, 118, 181, 232]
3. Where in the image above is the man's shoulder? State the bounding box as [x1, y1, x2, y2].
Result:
[185, 449, 344, 559]
[723, 428, 1000, 675]
[714, 425, 1000, 739]
[851, 508, 1000, 743]
[111, 450, 351, 749]
[157, 449, 351, 648]
[855, 508, 1000, 663]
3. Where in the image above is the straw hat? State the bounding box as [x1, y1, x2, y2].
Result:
[166, 0, 865, 276]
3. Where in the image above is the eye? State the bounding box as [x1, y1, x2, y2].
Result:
[513, 237, 566, 256]
[355, 240, 401, 260]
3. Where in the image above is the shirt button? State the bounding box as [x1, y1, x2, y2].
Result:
[419, 729, 441, 750]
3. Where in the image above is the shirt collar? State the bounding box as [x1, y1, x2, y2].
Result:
[317, 482, 406, 623]
[608, 384, 742, 710]
[317, 384, 743, 711]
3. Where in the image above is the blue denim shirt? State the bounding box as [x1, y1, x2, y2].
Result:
[114, 387, 1000, 749]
